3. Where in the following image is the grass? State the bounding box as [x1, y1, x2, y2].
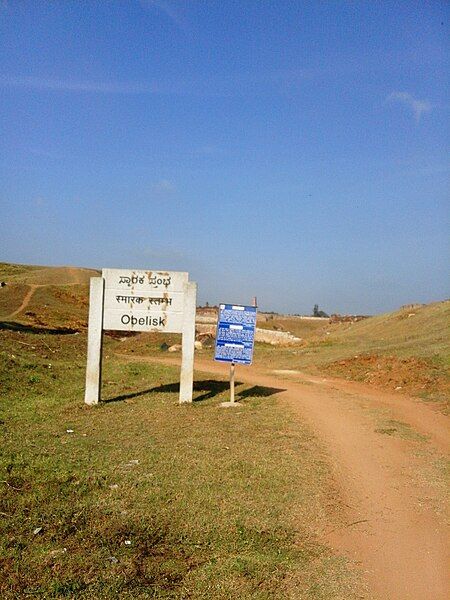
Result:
[374, 419, 429, 443]
[324, 301, 450, 358]
[24, 284, 90, 329]
[0, 262, 94, 327]
[256, 317, 327, 340]
[251, 301, 450, 408]
[1, 261, 447, 596]
[0, 329, 363, 599]
[109, 302, 449, 410]
[1, 258, 448, 414]
[0, 263, 99, 286]
[0, 262, 42, 281]
[0, 283, 30, 319]
[258, 301, 449, 361]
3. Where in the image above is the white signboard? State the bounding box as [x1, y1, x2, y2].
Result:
[102, 269, 188, 333]
[85, 268, 197, 405]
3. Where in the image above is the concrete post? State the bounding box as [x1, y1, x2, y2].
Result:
[84, 277, 104, 405]
[179, 281, 197, 403]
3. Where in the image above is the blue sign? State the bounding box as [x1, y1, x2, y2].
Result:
[214, 304, 257, 365]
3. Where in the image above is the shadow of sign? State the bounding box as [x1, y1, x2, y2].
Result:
[0, 321, 79, 335]
[237, 385, 286, 399]
[105, 380, 286, 404]
[105, 379, 241, 404]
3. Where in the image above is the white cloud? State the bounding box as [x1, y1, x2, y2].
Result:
[0, 75, 162, 94]
[0, 69, 313, 97]
[387, 91, 433, 121]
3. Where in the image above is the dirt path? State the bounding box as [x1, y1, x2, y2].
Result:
[65, 266, 90, 284]
[9, 284, 38, 318]
[272, 369, 449, 453]
[7, 269, 88, 319]
[137, 354, 449, 600]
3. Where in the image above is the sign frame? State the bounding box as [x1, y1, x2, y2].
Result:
[84, 268, 197, 405]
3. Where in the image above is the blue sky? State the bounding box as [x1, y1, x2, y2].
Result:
[1, 1, 448, 314]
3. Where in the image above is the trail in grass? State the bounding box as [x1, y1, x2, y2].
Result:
[132, 353, 449, 600]
[7, 268, 90, 319]
[9, 284, 38, 317]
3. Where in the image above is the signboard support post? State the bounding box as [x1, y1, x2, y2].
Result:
[230, 362, 235, 403]
[84, 277, 104, 405]
[179, 281, 197, 404]
[215, 304, 257, 408]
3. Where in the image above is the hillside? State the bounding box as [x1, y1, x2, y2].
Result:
[256, 301, 450, 405]
[0, 263, 99, 328]
[321, 301, 449, 359]
[1, 262, 448, 404]
[257, 314, 328, 340]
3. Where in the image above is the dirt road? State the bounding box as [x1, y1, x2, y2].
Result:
[146, 354, 449, 600]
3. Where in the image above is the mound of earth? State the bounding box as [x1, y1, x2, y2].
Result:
[322, 354, 448, 396]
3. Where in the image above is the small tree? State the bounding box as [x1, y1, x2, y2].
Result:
[313, 304, 329, 318]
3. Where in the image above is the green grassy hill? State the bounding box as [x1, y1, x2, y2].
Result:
[256, 301, 449, 405]
[0, 263, 99, 328]
[323, 301, 449, 359]
[0, 263, 99, 285]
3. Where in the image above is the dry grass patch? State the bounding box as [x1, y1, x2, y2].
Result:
[0, 283, 31, 319]
[0, 330, 363, 599]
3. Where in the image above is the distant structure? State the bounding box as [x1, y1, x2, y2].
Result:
[313, 304, 329, 318]
[252, 296, 257, 307]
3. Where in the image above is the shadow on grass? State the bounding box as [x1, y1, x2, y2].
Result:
[0, 321, 79, 335]
[104, 380, 285, 404]
[104, 379, 236, 404]
[238, 385, 286, 399]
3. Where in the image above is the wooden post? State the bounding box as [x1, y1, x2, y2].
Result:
[179, 281, 197, 403]
[84, 277, 104, 405]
